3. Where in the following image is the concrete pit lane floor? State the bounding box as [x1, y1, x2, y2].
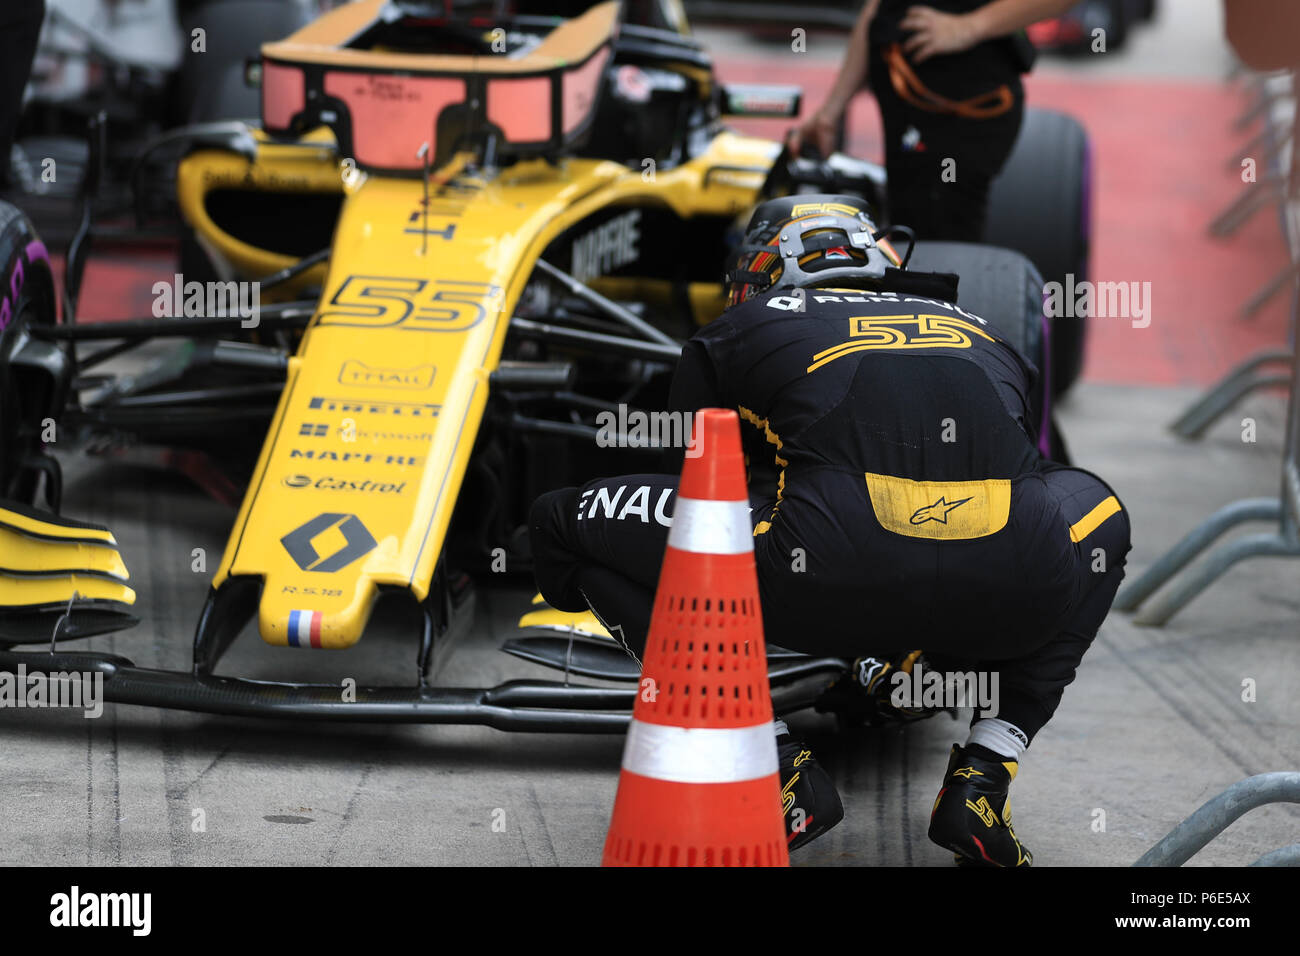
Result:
[0, 384, 1295, 867]
[3, 0, 1297, 866]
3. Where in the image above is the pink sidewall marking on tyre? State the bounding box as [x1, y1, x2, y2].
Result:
[7, 258, 23, 307]
[1, 239, 52, 333]
[25, 239, 50, 270]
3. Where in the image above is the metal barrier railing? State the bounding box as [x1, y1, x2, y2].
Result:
[1115, 69, 1300, 626]
[1175, 71, 1296, 437]
[1250, 843, 1300, 866]
[1133, 772, 1300, 866]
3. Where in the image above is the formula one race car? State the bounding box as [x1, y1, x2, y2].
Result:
[1025, 0, 1157, 55]
[0, 0, 1089, 730]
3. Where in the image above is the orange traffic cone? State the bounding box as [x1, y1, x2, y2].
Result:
[601, 408, 788, 867]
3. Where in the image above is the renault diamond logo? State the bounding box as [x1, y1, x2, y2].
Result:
[281, 513, 377, 573]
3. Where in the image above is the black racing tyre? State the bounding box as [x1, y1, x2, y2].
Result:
[907, 241, 1069, 461]
[0, 200, 71, 505]
[985, 107, 1092, 397]
[175, 1, 310, 281]
[1069, 0, 1128, 51]
[1104, 0, 1129, 50]
[175, 1, 309, 124]
[908, 241, 1044, 370]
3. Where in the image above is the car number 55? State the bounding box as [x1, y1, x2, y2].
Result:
[317, 276, 503, 332]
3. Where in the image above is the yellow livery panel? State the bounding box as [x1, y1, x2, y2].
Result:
[207, 131, 779, 649]
[214, 161, 624, 647]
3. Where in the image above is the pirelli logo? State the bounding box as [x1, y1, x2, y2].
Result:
[808, 314, 997, 372]
[307, 396, 441, 417]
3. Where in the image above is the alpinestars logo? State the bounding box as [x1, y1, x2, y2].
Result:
[855, 656, 889, 692]
[281, 513, 377, 573]
[910, 495, 973, 525]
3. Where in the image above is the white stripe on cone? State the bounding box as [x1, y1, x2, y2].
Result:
[622, 720, 778, 783]
[667, 497, 753, 555]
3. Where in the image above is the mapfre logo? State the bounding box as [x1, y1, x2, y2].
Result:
[572, 209, 641, 283]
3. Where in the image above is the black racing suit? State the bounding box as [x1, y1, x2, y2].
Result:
[530, 286, 1130, 743]
[868, 0, 1031, 241]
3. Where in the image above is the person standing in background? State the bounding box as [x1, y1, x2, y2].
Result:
[790, 0, 1078, 241]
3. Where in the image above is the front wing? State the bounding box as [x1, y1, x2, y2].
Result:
[0, 648, 846, 731]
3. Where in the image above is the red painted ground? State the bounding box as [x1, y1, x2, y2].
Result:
[720, 55, 1294, 388]
[51, 250, 177, 325]
[57, 62, 1292, 389]
[1022, 74, 1291, 388]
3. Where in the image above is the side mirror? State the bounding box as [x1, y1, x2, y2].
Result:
[720, 84, 802, 118]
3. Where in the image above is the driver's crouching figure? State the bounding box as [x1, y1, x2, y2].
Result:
[529, 194, 1130, 866]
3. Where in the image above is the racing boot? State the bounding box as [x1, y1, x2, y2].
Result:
[777, 734, 843, 852]
[928, 743, 1032, 867]
[814, 653, 955, 727]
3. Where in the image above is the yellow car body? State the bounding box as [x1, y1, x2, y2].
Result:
[172, 0, 778, 650]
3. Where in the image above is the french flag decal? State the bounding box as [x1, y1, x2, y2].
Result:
[287, 609, 323, 648]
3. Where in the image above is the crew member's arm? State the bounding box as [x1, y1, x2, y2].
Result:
[900, 0, 1078, 63]
[788, 0, 883, 158]
[663, 337, 724, 474]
